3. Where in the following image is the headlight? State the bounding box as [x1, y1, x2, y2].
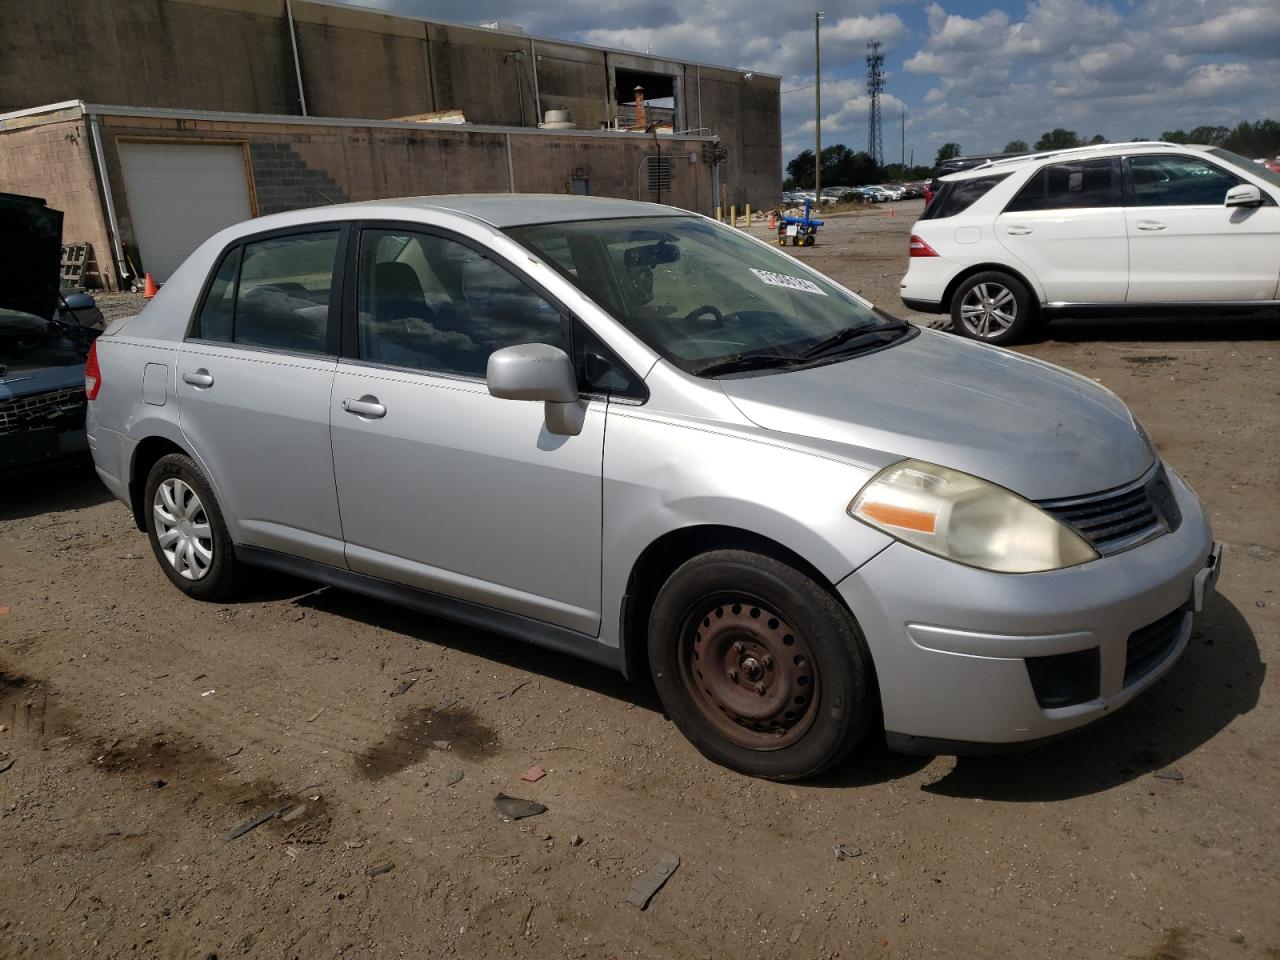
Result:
[849, 460, 1098, 573]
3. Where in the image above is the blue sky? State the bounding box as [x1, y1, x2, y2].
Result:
[342, 0, 1280, 167]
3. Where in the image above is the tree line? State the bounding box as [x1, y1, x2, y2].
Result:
[785, 119, 1280, 188]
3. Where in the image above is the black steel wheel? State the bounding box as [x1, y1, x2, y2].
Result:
[648, 549, 875, 780]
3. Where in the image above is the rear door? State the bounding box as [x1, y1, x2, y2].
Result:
[177, 225, 347, 565]
[995, 157, 1128, 303]
[1123, 153, 1280, 302]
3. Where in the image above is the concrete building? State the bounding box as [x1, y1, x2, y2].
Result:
[0, 0, 780, 289]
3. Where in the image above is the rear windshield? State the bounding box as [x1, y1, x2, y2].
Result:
[921, 173, 1009, 220]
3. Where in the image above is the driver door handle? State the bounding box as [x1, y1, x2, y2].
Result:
[182, 369, 214, 388]
[342, 395, 387, 419]
[1005, 225, 1033, 236]
[1136, 220, 1167, 231]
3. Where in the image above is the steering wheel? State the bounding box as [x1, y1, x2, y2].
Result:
[680, 304, 725, 326]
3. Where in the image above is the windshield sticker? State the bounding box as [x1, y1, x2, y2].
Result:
[749, 268, 827, 296]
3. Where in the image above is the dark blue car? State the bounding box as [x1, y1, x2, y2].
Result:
[0, 193, 103, 474]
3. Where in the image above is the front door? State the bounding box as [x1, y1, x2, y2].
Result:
[1124, 153, 1280, 302]
[176, 227, 346, 566]
[329, 226, 605, 635]
[995, 156, 1128, 303]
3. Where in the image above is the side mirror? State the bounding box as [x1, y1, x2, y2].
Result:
[486, 343, 585, 436]
[1225, 184, 1262, 207]
[63, 291, 97, 310]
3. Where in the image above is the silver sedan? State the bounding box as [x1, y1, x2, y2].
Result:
[85, 195, 1219, 779]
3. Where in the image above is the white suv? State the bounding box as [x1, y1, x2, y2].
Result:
[900, 142, 1280, 344]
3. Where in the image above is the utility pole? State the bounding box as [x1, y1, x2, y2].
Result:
[901, 109, 906, 168]
[814, 11, 823, 197]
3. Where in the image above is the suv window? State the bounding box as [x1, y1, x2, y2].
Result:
[920, 174, 1009, 220]
[1129, 154, 1243, 206]
[356, 228, 567, 379]
[1005, 158, 1118, 212]
[192, 231, 339, 352]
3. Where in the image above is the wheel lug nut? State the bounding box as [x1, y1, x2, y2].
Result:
[761, 655, 773, 669]
[732, 641, 745, 655]
[754, 682, 766, 695]
[727, 670, 738, 682]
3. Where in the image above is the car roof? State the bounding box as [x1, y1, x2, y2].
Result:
[939, 141, 1213, 182]
[230, 194, 693, 232]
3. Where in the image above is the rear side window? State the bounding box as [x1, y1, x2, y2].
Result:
[1005, 159, 1118, 212]
[190, 230, 339, 353]
[1129, 154, 1243, 207]
[920, 174, 1009, 220]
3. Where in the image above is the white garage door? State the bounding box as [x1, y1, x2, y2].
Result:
[118, 142, 254, 282]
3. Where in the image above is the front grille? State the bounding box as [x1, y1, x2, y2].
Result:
[1125, 606, 1188, 686]
[1038, 464, 1181, 556]
[0, 387, 87, 436]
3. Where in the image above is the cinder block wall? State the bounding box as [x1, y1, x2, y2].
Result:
[93, 115, 712, 274]
[0, 0, 779, 206]
[0, 116, 113, 289]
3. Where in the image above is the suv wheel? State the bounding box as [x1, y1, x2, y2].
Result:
[951, 271, 1033, 345]
[144, 453, 247, 601]
[648, 549, 874, 780]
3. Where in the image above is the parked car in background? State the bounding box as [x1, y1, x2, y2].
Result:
[902, 141, 1280, 344]
[1, 193, 103, 474]
[924, 150, 1031, 208]
[87, 194, 1218, 780]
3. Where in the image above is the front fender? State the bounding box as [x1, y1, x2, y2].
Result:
[599, 407, 894, 650]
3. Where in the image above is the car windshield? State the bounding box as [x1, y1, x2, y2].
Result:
[506, 216, 908, 375]
[0, 308, 89, 375]
[1207, 147, 1280, 190]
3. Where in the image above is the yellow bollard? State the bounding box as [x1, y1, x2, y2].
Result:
[730, 205, 737, 228]
[716, 206, 723, 222]
[745, 204, 752, 227]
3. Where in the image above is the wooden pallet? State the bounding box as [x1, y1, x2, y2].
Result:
[60, 242, 97, 289]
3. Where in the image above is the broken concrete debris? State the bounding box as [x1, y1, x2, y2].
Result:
[626, 852, 680, 910]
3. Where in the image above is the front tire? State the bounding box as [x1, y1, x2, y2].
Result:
[648, 549, 874, 780]
[144, 453, 246, 601]
[950, 271, 1033, 345]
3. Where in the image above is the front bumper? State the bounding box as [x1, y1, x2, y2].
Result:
[838, 469, 1217, 751]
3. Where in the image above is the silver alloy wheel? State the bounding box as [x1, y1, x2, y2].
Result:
[958, 282, 1017, 339]
[153, 478, 214, 581]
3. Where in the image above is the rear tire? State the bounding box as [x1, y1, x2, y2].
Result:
[648, 549, 874, 780]
[950, 271, 1033, 345]
[144, 453, 247, 602]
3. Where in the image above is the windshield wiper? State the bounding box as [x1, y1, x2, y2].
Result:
[799, 320, 910, 360]
[694, 353, 800, 377]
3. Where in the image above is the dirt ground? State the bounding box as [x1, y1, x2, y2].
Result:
[2, 200, 1277, 960]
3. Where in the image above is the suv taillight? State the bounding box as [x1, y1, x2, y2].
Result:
[909, 235, 939, 258]
[84, 341, 102, 400]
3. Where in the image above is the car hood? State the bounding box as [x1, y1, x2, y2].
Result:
[0, 193, 63, 321]
[719, 329, 1154, 501]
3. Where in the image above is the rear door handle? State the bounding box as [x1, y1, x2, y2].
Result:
[1136, 220, 1167, 231]
[342, 395, 386, 419]
[182, 369, 214, 388]
[1005, 225, 1033, 236]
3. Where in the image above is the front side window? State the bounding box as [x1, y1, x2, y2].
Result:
[1005, 158, 1118, 212]
[1129, 155, 1242, 207]
[191, 230, 339, 352]
[508, 216, 910, 374]
[921, 174, 1009, 220]
[355, 229, 566, 379]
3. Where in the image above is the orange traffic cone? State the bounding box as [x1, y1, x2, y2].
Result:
[767, 211, 777, 230]
[143, 273, 158, 299]
[888, 206, 895, 219]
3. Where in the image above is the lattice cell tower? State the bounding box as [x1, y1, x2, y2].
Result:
[866, 40, 885, 166]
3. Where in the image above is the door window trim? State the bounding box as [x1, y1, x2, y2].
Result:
[184, 221, 351, 358]
[1120, 153, 1271, 208]
[1000, 157, 1123, 214]
[339, 219, 648, 402]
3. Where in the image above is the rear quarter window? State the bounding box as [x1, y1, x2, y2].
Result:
[920, 174, 1009, 220]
